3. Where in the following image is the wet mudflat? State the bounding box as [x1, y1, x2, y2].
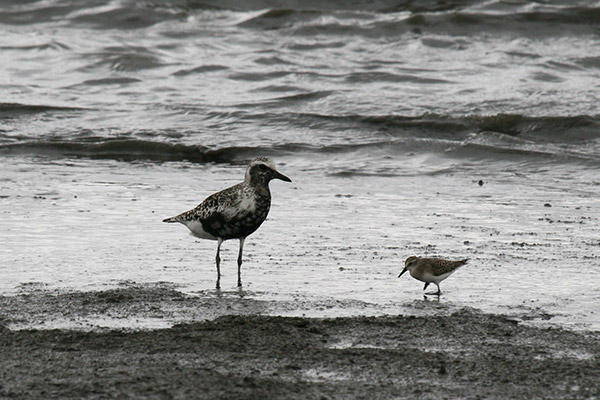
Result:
[1, 288, 599, 399]
[3, 2, 600, 398]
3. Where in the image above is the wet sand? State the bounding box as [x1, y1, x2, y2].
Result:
[1, 287, 599, 399]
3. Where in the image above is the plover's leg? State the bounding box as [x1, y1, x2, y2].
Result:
[215, 237, 223, 289]
[237, 237, 245, 287]
[423, 282, 430, 291]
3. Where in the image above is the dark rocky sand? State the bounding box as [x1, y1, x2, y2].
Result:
[1, 287, 599, 399]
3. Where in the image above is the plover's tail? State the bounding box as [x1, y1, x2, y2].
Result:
[460, 258, 469, 265]
[162, 216, 179, 223]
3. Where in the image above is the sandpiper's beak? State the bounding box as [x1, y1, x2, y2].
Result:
[398, 268, 408, 278]
[274, 170, 292, 182]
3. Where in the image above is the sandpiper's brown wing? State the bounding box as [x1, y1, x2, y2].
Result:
[429, 258, 468, 276]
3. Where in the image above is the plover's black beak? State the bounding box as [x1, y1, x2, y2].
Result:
[274, 171, 292, 182]
[398, 268, 408, 278]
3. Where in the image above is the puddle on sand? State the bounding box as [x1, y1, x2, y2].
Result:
[19, 316, 175, 331]
[533, 349, 595, 361]
[302, 368, 357, 383]
[0, 284, 466, 331]
[326, 340, 391, 350]
[1, 283, 585, 332]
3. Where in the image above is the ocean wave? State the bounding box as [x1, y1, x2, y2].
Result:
[0, 40, 71, 51]
[169, 0, 474, 13]
[0, 136, 420, 163]
[0, 103, 85, 118]
[0, 139, 207, 163]
[402, 6, 600, 37]
[0, 2, 182, 28]
[344, 72, 453, 84]
[77, 77, 142, 86]
[173, 65, 230, 76]
[461, 114, 600, 143]
[236, 9, 321, 29]
[1, 109, 598, 165]
[285, 8, 600, 38]
[3, 1, 598, 37]
[228, 4, 600, 37]
[277, 113, 600, 144]
[0, 139, 311, 164]
[0, 2, 79, 26]
[67, 5, 185, 30]
[266, 91, 334, 103]
[80, 46, 166, 72]
[228, 70, 292, 82]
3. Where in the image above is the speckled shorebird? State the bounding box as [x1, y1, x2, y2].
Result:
[163, 157, 291, 289]
[398, 256, 468, 296]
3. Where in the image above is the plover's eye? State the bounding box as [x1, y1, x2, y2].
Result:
[258, 164, 269, 171]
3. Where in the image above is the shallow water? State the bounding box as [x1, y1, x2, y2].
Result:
[2, 156, 599, 330]
[1, 0, 599, 330]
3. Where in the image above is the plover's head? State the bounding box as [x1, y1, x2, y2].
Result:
[398, 256, 420, 278]
[245, 157, 292, 185]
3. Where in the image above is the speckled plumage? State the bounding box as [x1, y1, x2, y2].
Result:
[167, 182, 272, 240]
[398, 256, 468, 296]
[163, 157, 291, 289]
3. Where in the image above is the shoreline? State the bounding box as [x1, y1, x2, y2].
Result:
[0, 284, 585, 332]
[1, 288, 599, 399]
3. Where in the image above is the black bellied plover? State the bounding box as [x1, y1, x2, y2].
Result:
[163, 157, 291, 289]
[398, 256, 468, 296]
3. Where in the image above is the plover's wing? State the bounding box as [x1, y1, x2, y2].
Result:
[182, 184, 268, 239]
[430, 259, 467, 276]
[164, 184, 238, 223]
[194, 185, 240, 219]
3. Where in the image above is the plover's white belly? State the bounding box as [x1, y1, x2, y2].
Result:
[182, 219, 218, 240]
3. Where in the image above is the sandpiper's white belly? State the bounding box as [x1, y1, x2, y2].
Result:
[423, 271, 453, 284]
[412, 271, 453, 284]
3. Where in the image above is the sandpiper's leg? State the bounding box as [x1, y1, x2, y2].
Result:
[237, 237, 245, 287]
[424, 282, 441, 296]
[215, 238, 223, 289]
[426, 284, 441, 296]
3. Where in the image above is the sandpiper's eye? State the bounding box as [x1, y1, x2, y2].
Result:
[258, 164, 269, 171]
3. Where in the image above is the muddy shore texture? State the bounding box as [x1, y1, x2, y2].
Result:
[1, 289, 599, 399]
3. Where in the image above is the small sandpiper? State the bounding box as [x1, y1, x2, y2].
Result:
[398, 256, 468, 296]
[163, 157, 291, 289]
